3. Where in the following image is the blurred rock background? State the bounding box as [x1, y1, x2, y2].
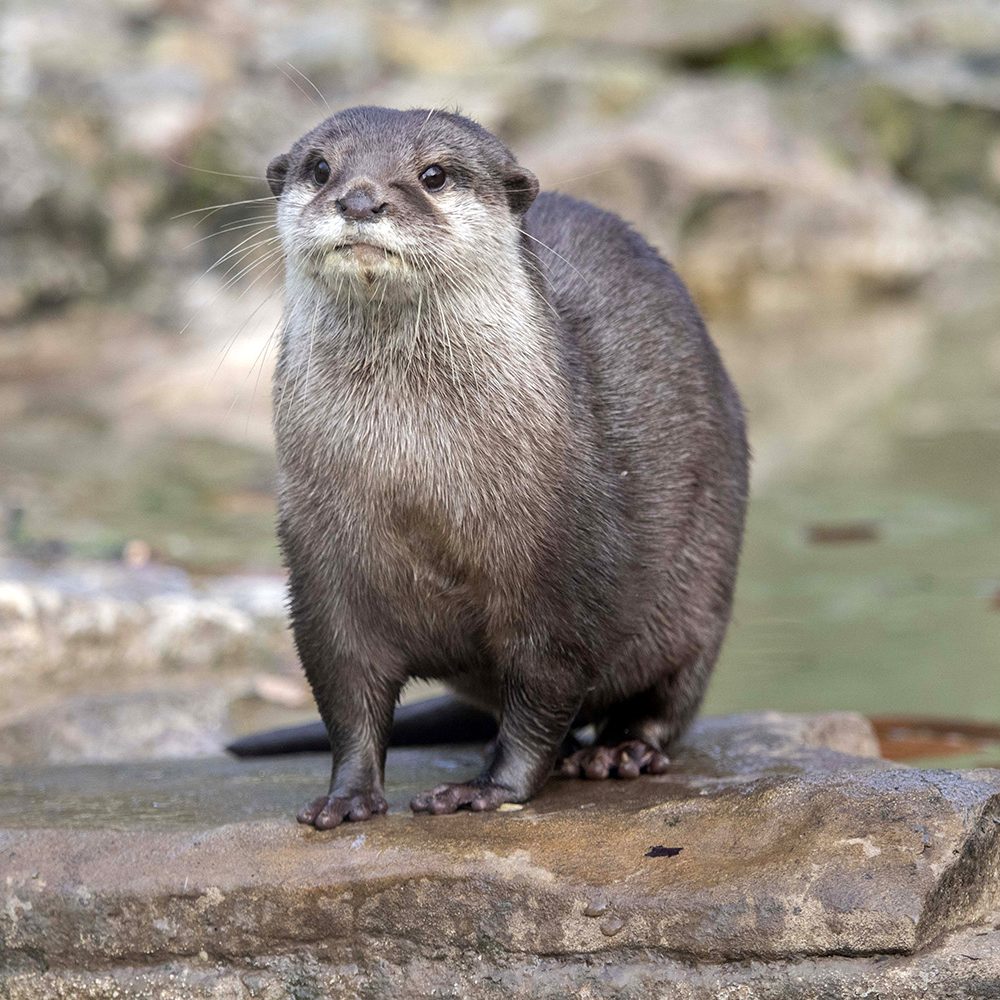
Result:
[1, 0, 999, 763]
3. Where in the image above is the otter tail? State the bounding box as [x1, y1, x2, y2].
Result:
[226, 694, 498, 757]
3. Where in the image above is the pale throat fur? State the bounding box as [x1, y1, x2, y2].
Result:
[271, 145, 572, 600]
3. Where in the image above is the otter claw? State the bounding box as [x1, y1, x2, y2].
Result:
[559, 739, 669, 780]
[411, 780, 519, 815]
[297, 791, 388, 829]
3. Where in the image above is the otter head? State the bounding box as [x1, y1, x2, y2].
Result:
[267, 106, 539, 297]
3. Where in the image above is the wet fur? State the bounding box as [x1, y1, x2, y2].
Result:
[267, 107, 748, 820]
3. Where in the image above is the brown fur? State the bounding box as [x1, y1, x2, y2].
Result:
[264, 107, 749, 826]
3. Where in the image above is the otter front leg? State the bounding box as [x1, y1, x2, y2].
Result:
[296, 655, 401, 829]
[411, 637, 583, 815]
[291, 608, 403, 829]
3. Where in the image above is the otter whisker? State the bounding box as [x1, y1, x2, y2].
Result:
[285, 61, 332, 112]
[302, 290, 321, 403]
[166, 158, 269, 184]
[193, 231, 283, 287]
[278, 65, 321, 110]
[179, 244, 284, 339]
[417, 107, 438, 137]
[212, 265, 284, 378]
[225, 307, 282, 419]
[171, 196, 276, 223]
[183, 220, 278, 252]
[516, 227, 590, 286]
[243, 312, 285, 434]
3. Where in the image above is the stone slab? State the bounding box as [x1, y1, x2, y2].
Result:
[1, 712, 998, 988]
[3, 921, 1000, 1000]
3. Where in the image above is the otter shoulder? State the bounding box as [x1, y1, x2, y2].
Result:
[524, 191, 692, 326]
[526, 191, 667, 269]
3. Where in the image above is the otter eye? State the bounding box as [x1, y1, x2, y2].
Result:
[419, 164, 447, 191]
[312, 159, 331, 185]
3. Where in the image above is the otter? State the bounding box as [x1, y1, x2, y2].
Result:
[254, 106, 748, 829]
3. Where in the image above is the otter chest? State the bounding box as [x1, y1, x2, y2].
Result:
[279, 376, 559, 579]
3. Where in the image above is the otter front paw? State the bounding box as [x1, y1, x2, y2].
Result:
[559, 739, 669, 780]
[410, 779, 521, 815]
[297, 791, 388, 829]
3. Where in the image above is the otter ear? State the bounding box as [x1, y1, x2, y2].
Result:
[503, 166, 539, 215]
[266, 153, 291, 198]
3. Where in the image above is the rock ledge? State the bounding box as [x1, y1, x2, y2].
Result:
[1, 711, 998, 998]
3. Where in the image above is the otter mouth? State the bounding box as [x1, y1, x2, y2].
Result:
[331, 242, 399, 266]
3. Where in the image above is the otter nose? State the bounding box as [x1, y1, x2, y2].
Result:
[335, 187, 388, 221]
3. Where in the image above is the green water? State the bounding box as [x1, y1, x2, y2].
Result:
[708, 280, 1000, 723]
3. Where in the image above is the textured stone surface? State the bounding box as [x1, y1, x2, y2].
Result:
[1, 712, 998, 998]
[0, 558, 291, 717]
[4, 0, 1000, 328]
[3, 929, 1000, 1000]
[524, 79, 938, 315]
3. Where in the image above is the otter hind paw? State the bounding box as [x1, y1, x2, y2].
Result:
[559, 740, 669, 780]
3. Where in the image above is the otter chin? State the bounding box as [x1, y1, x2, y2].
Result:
[263, 106, 748, 829]
[333, 242, 398, 265]
[310, 242, 404, 286]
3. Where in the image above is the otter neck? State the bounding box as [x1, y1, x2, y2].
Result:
[281, 238, 563, 399]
